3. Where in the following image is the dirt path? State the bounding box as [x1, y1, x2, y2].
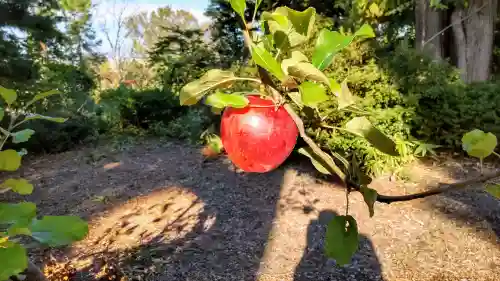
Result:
[4, 140, 499, 281]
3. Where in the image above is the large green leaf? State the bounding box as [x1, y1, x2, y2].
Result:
[324, 215, 359, 265]
[25, 89, 60, 108]
[0, 86, 17, 105]
[360, 186, 377, 217]
[0, 242, 28, 281]
[461, 129, 497, 159]
[11, 129, 35, 144]
[30, 216, 88, 246]
[345, 117, 399, 156]
[275, 7, 316, 41]
[263, 7, 316, 48]
[0, 149, 22, 171]
[251, 45, 285, 80]
[299, 82, 328, 108]
[205, 92, 249, 109]
[229, 0, 246, 22]
[1, 178, 33, 195]
[24, 114, 67, 123]
[287, 62, 330, 86]
[485, 184, 500, 199]
[0, 202, 36, 226]
[179, 70, 237, 105]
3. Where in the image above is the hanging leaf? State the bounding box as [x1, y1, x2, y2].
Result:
[312, 30, 354, 70]
[324, 215, 359, 265]
[11, 129, 35, 144]
[299, 82, 328, 108]
[1, 178, 33, 195]
[281, 51, 309, 74]
[0, 202, 36, 226]
[25, 89, 60, 108]
[0, 242, 28, 281]
[263, 7, 316, 47]
[0, 149, 22, 171]
[298, 147, 331, 174]
[24, 114, 67, 123]
[205, 92, 249, 109]
[355, 24, 376, 39]
[29, 216, 88, 247]
[485, 184, 500, 199]
[360, 186, 377, 217]
[251, 45, 285, 80]
[288, 92, 303, 107]
[461, 129, 497, 159]
[345, 117, 399, 156]
[337, 80, 355, 109]
[0, 86, 17, 105]
[229, 0, 246, 22]
[180, 70, 237, 105]
[274, 7, 316, 42]
[287, 62, 331, 86]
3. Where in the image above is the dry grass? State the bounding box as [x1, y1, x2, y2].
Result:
[2, 140, 499, 281]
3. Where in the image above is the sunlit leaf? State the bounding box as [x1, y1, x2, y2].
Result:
[205, 92, 249, 109]
[263, 7, 316, 47]
[485, 184, 500, 199]
[281, 51, 309, 74]
[1, 178, 33, 195]
[251, 45, 285, 80]
[337, 80, 355, 109]
[368, 3, 383, 17]
[345, 117, 399, 156]
[0, 107, 4, 121]
[360, 186, 377, 217]
[312, 30, 354, 70]
[180, 70, 237, 105]
[0, 86, 17, 105]
[11, 129, 35, 144]
[25, 89, 60, 108]
[461, 129, 497, 159]
[229, 0, 246, 22]
[298, 147, 335, 175]
[324, 215, 359, 265]
[0, 149, 22, 171]
[206, 134, 223, 154]
[24, 114, 67, 123]
[0, 242, 28, 281]
[288, 92, 303, 107]
[287, 62, 331, 86]
[299, 82, 328, 108]
[0, 202, 36, 226]
[30, 216, 88, 247]
[274, 7, 316, 39]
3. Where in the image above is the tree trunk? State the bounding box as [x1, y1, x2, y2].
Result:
[415, 0, 444, 60]
[451, 0, 498, 82]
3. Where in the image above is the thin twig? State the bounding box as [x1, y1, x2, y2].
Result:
[423, 2, 489, 46]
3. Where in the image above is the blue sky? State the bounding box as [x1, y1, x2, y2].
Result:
[93, 0, 211, 55]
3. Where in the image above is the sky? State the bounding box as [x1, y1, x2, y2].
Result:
[92, 0, 211, 56]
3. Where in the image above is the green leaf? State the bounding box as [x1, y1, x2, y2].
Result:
[298, 147, 330, 174]
[287, 62, 330, 86]
[253, 0, 263, 19]
[8, 225, 32, 236]
[229, 0, 246, 21]
[206, 134, 224, 154]
[1, 178, 33, 195]
[288, 92, 303, 107]
[24, 114, 67, 123]
[25, 89, 60, 108]
[485, 184, 500, 199]
[0, 86, 17, 105]
[324, 215, 359, 265]
[263, 7, 316, 48]
[282, 51, 309, 72]
[354, 23, 376, 38]
[360, 186, 377, 217]
[0, 149, 22, 171]
[275, 7, 316, 41]
[345, 117, 399, 156]
[337, 80, 355, 109]
[179, 70, 237, 105]
[0, 202, 36, 226]
[0, 242, 28, 281]
[11, 129, 35, 144]
[30, 216, 88, 247]
[251, 45, 285, 80]
[299, 82, 328, 108]
[0, 107, 4, 122]
[461, 129, 497, 159]
[205, 92, 249, 109]
[312, 30, 354, 70]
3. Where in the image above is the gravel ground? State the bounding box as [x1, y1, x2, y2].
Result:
[3, 140, 499, 281]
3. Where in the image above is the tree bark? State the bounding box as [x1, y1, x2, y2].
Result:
[451, 8, 468, 80]
[415, 0, 444, 60]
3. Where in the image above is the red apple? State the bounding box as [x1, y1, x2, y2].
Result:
[220, 95, 299, 173]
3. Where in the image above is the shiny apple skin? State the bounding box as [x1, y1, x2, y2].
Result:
[220, 95, 299, 172]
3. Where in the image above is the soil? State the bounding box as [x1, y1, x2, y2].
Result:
[2, 140, 499, 281]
